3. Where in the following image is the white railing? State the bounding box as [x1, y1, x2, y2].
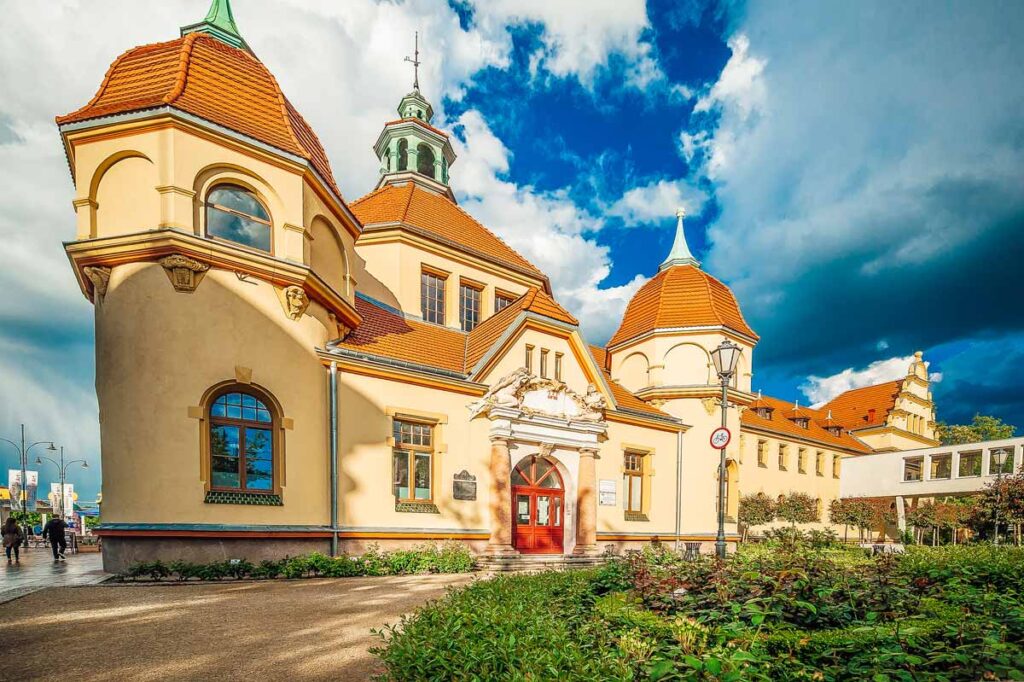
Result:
[840, 436, 1023, 499]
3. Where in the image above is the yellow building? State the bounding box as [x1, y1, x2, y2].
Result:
[58, 2, 938, 570]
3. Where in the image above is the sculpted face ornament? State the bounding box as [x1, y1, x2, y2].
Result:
[284, 286, 310, 321]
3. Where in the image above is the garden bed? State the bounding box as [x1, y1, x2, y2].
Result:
[117, 542, 476, 582]
[373, 543, 1024, 681]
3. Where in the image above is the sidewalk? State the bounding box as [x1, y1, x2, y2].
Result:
[1, 548, 109, 604]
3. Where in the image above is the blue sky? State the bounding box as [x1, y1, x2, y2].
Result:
[1, 0, 1022, 502]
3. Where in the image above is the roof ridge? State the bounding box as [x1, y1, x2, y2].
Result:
[163, 33, 200, 105]
[248, 38, 310, 163]
[698, 267, 727, 328]
[400, 182, 416, 221]
[704, 269, 758, 340]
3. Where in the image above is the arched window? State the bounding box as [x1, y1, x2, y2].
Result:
[209, 388, 276, 492]
[205, 185, 271, 252]
[417, 143, 435, 177]
[398, 139, 409, 171]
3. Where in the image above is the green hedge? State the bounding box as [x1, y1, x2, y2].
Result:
[374, 545, 1024, 681]
[120, 542, 476, 581]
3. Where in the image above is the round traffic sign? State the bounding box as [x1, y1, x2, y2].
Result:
[710, 427, 731, 449]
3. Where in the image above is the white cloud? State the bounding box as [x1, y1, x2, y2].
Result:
[607, 178, 708, 227]
[452, 111, 641, 342]
[686, 4, 1024, 371]
[693, 34, 765, 118]
[801, 355, 914, 407]
[466, 0, 655, 86]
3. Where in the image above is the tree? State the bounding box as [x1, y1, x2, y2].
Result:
[975, 470, 1024, 545]
[775, 492, 819, 526]
[907, 502, 938, 545]
[829, 499, 859, 542]
[738, 493, 775, 541]
[936, 414, 1016, 445]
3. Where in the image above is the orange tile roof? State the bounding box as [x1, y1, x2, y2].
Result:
[335, 297, 467, 375]
[820, 380, 903, 431]
[588, 346, 673, 420]
[741, 394, 871, 453]
[608, 264, 758, 347]
[57, 34, 344, 200]
[340, 289, 579, 376]
[351, 183, 548, 283]
[464, 287, 578, 369]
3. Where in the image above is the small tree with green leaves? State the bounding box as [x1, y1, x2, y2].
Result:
[776, 492, 820, 526]
[907, 502, 938, 545]
[829, 498, 861, 543]
[738, 493, 776, 541]
[937, 414, 1016, 445]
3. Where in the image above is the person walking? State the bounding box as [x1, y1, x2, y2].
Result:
[42, 515, 68, 562]
[3, 517, 25, 564]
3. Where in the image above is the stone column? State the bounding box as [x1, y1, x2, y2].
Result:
[486, 436, 517, 555]
[574, 448, 599, 556]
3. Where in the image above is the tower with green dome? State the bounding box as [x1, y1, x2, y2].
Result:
[372, 33, 456, 196]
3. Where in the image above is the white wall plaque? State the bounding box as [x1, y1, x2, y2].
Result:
[598, 479, 616, 506]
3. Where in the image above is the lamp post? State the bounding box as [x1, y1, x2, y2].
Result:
[992, 448, 1009, 546]
[1, 424, 56, 515]
[710, 338, 742, 559]
[36, 447, 88, 518]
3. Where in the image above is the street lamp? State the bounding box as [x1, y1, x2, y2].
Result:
[0, 424, 56, 515]
[36, 446, 88, 518]
[710, 338, 742, 559]
[992, 448, 1009, 546]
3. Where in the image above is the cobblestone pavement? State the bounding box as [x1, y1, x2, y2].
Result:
[0, 549, 107, 604]
[0, 572, 474, 682]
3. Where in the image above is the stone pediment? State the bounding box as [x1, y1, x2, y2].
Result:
[468, 368, 606, 422]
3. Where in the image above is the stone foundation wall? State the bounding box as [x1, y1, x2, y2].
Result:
[100, 536, 331, 573]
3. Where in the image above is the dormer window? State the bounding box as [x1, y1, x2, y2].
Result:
[794, 417, 809, 429]
[755, 407, 773, 420]
[205, 185, 271, 253]
[826, 425, 843, 437]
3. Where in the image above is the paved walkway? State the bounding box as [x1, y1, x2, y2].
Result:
[0, 572, 475, 681]
[0, 549, 108, 604]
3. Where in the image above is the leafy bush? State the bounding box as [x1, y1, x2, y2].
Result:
[373, 570, 632, 681]
[375, 544, 1024, 681]
[118, 542, 476, 582]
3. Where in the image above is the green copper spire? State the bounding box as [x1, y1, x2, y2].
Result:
[181, 0, 248, 51]
[659, 207, 700, 270]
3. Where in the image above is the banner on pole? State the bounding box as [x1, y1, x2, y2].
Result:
[8, 470, 22, 512]
[25, 471, 39, 512]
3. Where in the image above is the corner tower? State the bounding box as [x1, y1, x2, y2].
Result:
[57, 0, 363, 571]
[372, 33, 456, 197]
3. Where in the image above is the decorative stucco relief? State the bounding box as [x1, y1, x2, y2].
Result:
[159, 254, 209, 293]
[82, 265, 111, 303]
[468, 368, 607, 422]
[279, 285, 310, 321]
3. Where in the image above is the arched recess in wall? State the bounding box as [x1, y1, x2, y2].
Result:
[192, 164, 281, 244]
[397, 139, 409, 171]
[309, 215, 350, 296]
[616, 352, 650, 393]
[416, 143, 435, 177]
[89, 150, 157, 238]
[663, 342, 711, 386]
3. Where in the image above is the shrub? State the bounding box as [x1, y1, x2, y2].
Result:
[118, 542, 477, 582]
[373, 570, 632, 681]
[373, 545, 1024, 681]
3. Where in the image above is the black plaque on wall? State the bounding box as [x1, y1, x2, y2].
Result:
[453, 470, 477, 501]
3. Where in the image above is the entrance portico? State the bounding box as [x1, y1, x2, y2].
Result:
[472, 370, 608, 557]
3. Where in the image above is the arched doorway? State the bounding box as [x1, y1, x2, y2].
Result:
[512, 456, 564, 554]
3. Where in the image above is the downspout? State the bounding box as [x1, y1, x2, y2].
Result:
[329, 361, 339, 557]
[674, 426, 684, 553]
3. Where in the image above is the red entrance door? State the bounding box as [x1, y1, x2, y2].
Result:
[512, 457, 565, 554]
